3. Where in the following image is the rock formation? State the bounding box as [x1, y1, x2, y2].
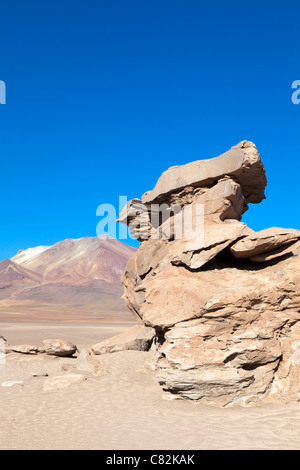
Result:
[91, 325, 155, 355]
[43, 339, 77, 357]
[8, 339, 78, 357]
[119, 141, 300, 406]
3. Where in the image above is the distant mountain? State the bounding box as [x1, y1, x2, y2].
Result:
[0, 259, 42, 288]
[11, 236, 135, 287]
[0, 237, 136, 321]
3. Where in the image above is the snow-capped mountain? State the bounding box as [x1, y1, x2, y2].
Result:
[0, 237, 136, 321]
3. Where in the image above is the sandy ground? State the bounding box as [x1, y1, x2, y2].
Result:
[0, 320, 136, 347]
[1, 321, 300, 450]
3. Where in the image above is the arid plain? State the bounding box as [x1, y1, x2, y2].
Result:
[1, 235, 300, 450]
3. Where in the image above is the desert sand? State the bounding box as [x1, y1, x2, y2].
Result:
[1, 320, 300, 450]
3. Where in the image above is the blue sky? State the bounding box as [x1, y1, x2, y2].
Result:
[1, 0, 300, 260]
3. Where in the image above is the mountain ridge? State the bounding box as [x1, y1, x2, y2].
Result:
[11, 236, 136, 286]
[0, 236, 136, 321]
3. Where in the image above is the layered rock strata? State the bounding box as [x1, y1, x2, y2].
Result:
[119, 141, 300, 406]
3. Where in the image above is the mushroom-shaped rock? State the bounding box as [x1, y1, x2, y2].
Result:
[119, 141, 300, 407]
[142, 141, 267, 205]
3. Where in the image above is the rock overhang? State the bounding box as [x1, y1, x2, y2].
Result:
[119, 140, 300, 407]
[141, 141, 267, 206]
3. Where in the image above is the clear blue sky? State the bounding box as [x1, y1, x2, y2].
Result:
[1, 0, 300, 260]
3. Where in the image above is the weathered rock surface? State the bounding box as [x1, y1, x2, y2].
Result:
[76, 348, 106, 376]
[141, 140, 267, 205]
[10, 344, 44, 355]
[8, 339, 77, 357]
[43, 374, 86, 391]
[91, 325, 155, 355]
[119, 141, 300, 406]
[250, 239, 300, 262]
[169, 221, 247, 270]
[43, 339, 77, 357]
[230, 227, 300, 258]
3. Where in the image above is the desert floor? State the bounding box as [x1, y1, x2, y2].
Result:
[1, 319, 300, 450]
